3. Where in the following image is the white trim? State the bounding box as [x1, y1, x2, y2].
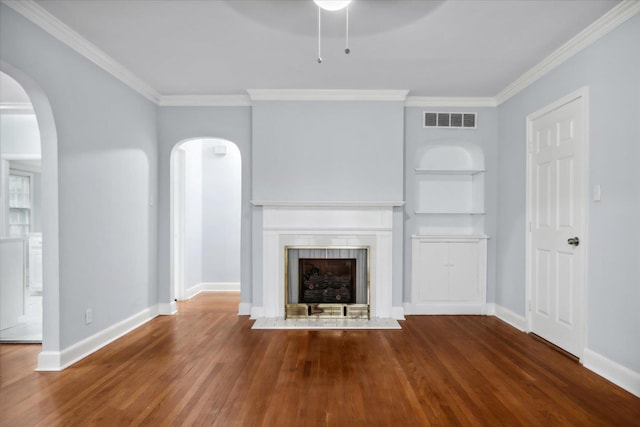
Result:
[496, 0, 640, 105]
[405, 97, 496, 108]
[2, 0, 160, 104]
[0, 102, 34, 113]
[1, 154, 41, 161]
[525, 87, 589, 357]
[185, 282, 241, 299]
[35, 305, 159, 371]
[485, 302, 496, 316]
[158, 301, 177, 315]
[238, 302, 252, 316]
[247, 89, 409, 102]
[252, 200, 405, 207]
[404, 302, 488, 315]
[582, 349, 640, 398]
[159, 95, 251, 107]
[391, 306, 405, 320]
[493, 304, 527, 332]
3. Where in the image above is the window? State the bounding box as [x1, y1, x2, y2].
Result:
[8, 172, 32, 237]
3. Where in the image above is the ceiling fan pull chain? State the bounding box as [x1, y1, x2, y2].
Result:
[317, 7, 323, 63]
[345, 5, 350, 54]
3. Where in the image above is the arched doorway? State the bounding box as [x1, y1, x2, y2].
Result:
[0, 61, 60, 367]
[170, 138, 242, 304]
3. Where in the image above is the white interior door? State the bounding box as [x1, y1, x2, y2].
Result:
[527, 90, 586, 357]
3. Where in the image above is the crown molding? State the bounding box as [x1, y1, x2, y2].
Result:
[158, 95, 252, 107]
[404, 97, 497, 108]
[496, 0, 640, 105]
[247, 89, 409, 102]
[2, 0, 161, 104]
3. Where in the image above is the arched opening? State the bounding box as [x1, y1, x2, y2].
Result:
[0, 62, 60, 365]
[170, 138, 242, 304]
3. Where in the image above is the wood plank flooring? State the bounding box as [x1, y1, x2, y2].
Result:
[1, 292, 638, 426]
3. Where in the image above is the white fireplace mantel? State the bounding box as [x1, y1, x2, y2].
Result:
[253, 202, 402, 320]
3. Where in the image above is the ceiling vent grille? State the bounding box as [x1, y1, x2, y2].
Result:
[423, 112, 477, 129]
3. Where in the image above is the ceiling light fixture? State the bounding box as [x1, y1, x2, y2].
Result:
[314, 0, 351, 11]
[314, 0, 352, 63]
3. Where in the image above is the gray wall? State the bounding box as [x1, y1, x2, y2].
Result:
[201, 140, 241, 283]
[252, 101, 404, 202]
[496, 15, 640, 372]
[1, 4, 159, 349]
[404, 107, 498, 304]
[157, 107, 252, 305]
[183, 140, 203, 290]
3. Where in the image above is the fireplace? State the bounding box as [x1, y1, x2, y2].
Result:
[253, 202, 401, 320]
[285, 247, 369, 319]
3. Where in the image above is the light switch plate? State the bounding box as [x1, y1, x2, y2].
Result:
[593, 184, 601, 202]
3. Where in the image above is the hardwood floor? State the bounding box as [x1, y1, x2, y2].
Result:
[1, 293, 638, 426]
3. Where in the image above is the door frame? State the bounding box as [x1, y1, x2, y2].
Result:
[170, 146, 186, 301]
[525, 86, 589, 360]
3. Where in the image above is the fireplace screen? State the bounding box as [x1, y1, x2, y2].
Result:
[299, 258, 356, 304]
[286, 248, 369, 318]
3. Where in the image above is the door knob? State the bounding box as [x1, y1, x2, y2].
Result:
[567, 237, 580, 247]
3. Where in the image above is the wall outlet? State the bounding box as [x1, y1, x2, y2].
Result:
[85, 308, 92, 325]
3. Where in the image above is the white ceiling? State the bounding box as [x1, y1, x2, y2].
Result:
[30, 0, 620, 97]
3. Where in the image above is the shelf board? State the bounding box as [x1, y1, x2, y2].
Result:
[414, 211, 485, 215]
[414, 168, 485, 175]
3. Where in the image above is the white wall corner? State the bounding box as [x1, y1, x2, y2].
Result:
[485, 303, 496, 315]
[403, 303, 413, 316]
[238, 302, 252, 316]
[184, 283, 203, 299]
[36, 305, 159, 371]
[582, 349, 640, 398]
[493, 304, 527, 331]
[391, 306, 406, 320]
[158, 301, 177, 315]
[35, 351, 63, 371]
[250, 306, 264, 319]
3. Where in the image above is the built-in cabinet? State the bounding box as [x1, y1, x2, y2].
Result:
[410, 235, 487, 314]
[409, 142, 488, 314]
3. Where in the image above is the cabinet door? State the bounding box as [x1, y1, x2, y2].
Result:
[415, 242, 449, 301]
[448, 242, 479, 300]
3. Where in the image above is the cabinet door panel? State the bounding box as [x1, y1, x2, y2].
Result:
[416, 242, 449, 301]
[448, 242, 479, 300]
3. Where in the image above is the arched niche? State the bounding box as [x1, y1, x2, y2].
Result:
[416, 141, 484, 171]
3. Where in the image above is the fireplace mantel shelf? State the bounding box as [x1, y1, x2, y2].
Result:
[252, 201, 405, 207]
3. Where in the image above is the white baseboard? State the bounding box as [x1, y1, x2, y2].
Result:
[158, 301, 177, 315]
[250, 306, 264, 319]
[583, 348, 640, 398]
[238, 302, 252, 316]
[36, 305, 159, 371]
[493, 304, 527, 331]
[185, 282, 241, 299]
[391, 306, 405, 320]
[404, 302, 487, 315]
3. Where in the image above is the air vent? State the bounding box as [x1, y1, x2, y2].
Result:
[423, 112, 477, 129]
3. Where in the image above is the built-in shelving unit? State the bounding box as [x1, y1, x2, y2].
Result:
[409, 143, 489, 315]
[412, 143, 486, 235]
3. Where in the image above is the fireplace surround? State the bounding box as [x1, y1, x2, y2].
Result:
[253, 201, 403, 321]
